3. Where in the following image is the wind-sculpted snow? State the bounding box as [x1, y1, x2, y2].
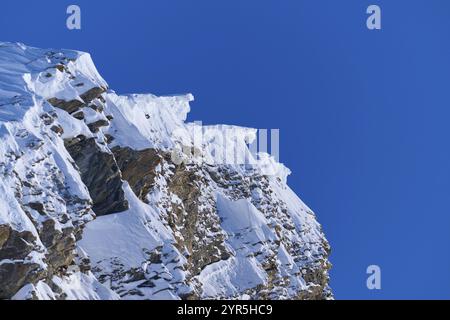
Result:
[0, 42, 331, 300]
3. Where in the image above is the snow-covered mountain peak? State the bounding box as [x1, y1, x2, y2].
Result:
[0, 42, 331, 300]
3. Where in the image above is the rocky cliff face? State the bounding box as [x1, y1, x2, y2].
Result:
[0, 42, 332, 300]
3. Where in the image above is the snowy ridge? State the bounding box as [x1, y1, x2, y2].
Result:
[103, 90, 291, 184]
[0, 42, 331, 300]
[104, 92, 193, 150]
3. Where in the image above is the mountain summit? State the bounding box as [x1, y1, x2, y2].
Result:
[0, 42, 331, 300]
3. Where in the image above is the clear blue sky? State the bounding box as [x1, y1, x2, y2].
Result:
[1, 0, 450, 299]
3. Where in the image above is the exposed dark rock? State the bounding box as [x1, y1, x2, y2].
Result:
[50, 125, 64, 135]
[0, 227, 46, 299]
[55, 64, 65, 72]
[87, 119, 109, 133]
[112, 147, 161, 202]
[40, 113, 54, 126]
[104, 134, 115, 144]
[64, 136, 129, 216]
[80, 87, 106, 104]
[167, 165, 230, 275]
[88, 104, 104, 113]
[27, 202, 46, 215]
[0, 228, 37, 261]
[39, 219, 76, 272]
[47, 97, 83, 114]
[72, 111, 85, 120]
[47, 87, 106, 114]
[0, 225, 10, 249]
[0, 262, 43, 300]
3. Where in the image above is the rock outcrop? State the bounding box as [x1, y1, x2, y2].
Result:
[112, 147, 161, 202]
[0, 42, 332, 300]
[65, 136, 129, 216]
